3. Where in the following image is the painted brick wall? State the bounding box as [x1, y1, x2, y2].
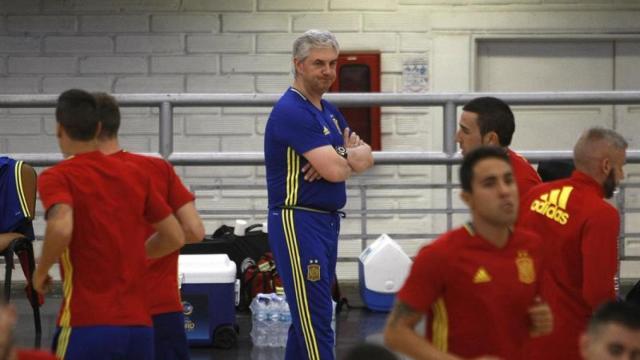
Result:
[1, 0, 639, 280]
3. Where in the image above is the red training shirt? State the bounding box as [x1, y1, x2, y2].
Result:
[519, 170, 619, 360]
[38, 151, 172, 327]
[508, 149, 542, 199]
[397, 225, 545, 360]
[111, 150, 195, 315]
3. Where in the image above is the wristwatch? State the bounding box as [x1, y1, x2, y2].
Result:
[335, 146, 348, 159]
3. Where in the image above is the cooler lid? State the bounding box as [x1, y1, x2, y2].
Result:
[178, 254, 237, 284]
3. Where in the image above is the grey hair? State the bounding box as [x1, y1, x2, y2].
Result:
[292, 30, 339, 76]
[574, 127, 628, 170]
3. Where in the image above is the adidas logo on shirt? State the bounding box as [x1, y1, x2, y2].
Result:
[473, 267, 492, 284]
[529, 186, 573, 225]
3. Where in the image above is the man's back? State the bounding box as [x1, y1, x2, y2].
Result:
[519, 170, 619, 360]
[111, 150, 194, 315]
[507, 149, 541, 198]
[38, 151, 171, 327]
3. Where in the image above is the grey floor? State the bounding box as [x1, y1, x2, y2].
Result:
[9, 283, 391, 360]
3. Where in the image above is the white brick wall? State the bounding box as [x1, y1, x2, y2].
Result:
[186, 74, 255, 92]
[80, 56, 147, 74]
[292, 13, 360, 32]
[223, 14, 290, 32]
[187, 34, 253, 53]
[45, 36, 113, 53]
[2, 0, 640, 280]
[0, 36, 41, 53]
[258, 0, 325, 11]
[182, 0, 254, 12]
[8, 56, 77, 74]
[81, 15, 149, 33]
[151, 15, 220, 33]
[7, 16, 76, 33]
[116, 35, 184, 53]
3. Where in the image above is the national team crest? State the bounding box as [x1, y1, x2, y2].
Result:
[307, 259, 321, 282]
[515, 251, 536, 284]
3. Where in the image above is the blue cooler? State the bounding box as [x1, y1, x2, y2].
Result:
[358, 234, 412, 312]
[178, 254, 238, 348]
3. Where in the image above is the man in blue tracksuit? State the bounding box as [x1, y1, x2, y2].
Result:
[264, 30, 374, 360]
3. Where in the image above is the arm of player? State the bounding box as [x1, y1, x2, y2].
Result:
[581, 206, 620, 308]
[175, 202, 205, 244]
[145, 214, 185, 259]
[0, 233, 27, 253]
[343, 127, 374, 173]
[383, 301, 462, 360]
[303, 145, 352, 183]
[33, 204, 73, 294]
[528, 296, 553, 337]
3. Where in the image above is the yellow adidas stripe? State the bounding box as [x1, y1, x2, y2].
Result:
[431, 298, 448, 352]
[548, 189, 560, 206]
[558, 186, 574, 209]
[283, 210, 319, 360]
[56, 326, 72, 358]
[13, 161, 30, 219]
[59, 249, 74, 327]
[282, 147, 320, 360]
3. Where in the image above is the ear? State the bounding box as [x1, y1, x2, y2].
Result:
[601, 157, 612, 176]
[56, 122, 63, 139]
[482, 131, 500, 146]
[460, 190, 473, 209]
[293, 58, 303, 76]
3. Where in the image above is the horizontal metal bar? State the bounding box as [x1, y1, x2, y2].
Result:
[3, 91, 640, 108]
[15, 150, 640, 167]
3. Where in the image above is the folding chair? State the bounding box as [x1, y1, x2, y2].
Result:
[0, 160, 41, 335]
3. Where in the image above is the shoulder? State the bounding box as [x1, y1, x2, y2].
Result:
[416, 229, 463, 262]
[588, 198, 619, 220]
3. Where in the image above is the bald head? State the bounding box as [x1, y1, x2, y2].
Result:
[573, 127, 627, 197]
[574, 127, 627, 172]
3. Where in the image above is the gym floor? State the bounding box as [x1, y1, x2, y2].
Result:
[10, 283, 393, 360]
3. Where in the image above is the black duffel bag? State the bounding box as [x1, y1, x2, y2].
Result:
[181, 223, 271, 281]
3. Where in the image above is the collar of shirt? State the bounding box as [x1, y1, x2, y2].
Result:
[571, 170, 605, 198]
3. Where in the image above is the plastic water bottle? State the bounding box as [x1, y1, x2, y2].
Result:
[277, 295, 292, 347]
[250, 294, 270, 347]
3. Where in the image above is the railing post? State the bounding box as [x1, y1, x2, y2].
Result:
[360, 184, 368, 253]
[159, 101, 173, 159]
[444, 101, 457, 230]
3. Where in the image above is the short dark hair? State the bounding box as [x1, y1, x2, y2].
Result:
[55, 89, 99, 141]
[462, 97, 515, 146]
[588, 301, 640, 335]
[459, 146, 510, 193]
[93, 92, 121, 139]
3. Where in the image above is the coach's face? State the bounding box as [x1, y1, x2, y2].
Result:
[580, 323, 640, 360]
[295, 47, 338, 95]
[462, 158, 518, 227]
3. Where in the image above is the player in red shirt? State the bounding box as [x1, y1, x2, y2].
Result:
[94, 92, 205, 360]
[32, 89, 185, 360]
[384, 146, 553, 360]
[456, 97, 541, 199]
[519, 127, 627, 360]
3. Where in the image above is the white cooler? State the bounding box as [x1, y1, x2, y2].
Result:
[358, 234, 412, 312]
[178, 254, 238, 348]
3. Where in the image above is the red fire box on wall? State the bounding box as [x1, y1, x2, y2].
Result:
[330, 52, 381, 150]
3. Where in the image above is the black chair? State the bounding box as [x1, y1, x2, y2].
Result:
[0, 161, 41, 335]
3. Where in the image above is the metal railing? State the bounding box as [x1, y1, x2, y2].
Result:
[2, 91, 640, 280]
